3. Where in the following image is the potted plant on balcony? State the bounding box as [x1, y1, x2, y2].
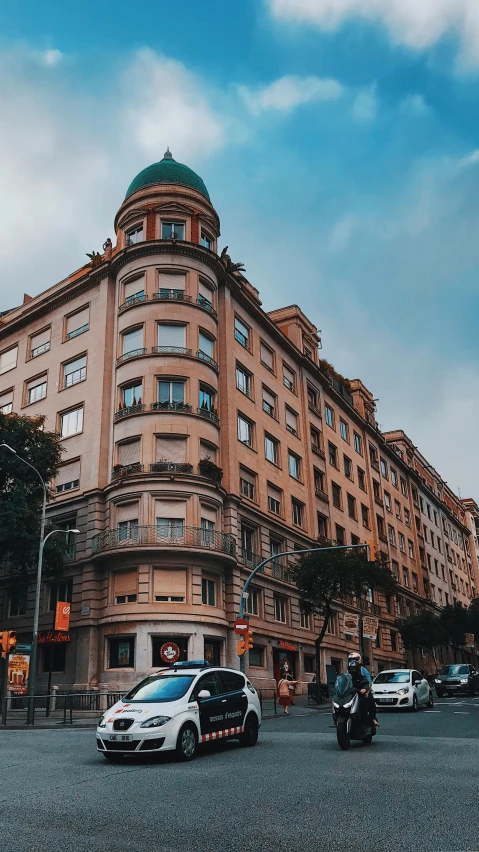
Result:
[198, 456, 223, 483]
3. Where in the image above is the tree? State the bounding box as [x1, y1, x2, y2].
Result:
[0, 412, 66, 593]
[290, 543, 397, 692]
[439, 603, 469, 662]
[397, 610, 446, 664]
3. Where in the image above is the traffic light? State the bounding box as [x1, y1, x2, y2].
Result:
[237, 638, 247, 657]
[365, 540, 376, 562]
[245, 629, 254, 651]
[0, 631, 16, 659]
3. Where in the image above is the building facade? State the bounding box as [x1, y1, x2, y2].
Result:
[1, 151, 478, 692]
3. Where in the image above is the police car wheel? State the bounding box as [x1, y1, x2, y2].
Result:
[239, 714, 259, 747]
[102, 752, 125, 762]
[176, 723, 198, 761]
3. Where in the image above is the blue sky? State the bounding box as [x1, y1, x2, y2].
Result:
[1, 0, 478, 496]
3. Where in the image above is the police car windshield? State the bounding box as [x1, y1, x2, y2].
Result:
[123, 675, 196, 703]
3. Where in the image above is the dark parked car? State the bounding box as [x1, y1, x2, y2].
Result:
[434, 664, 479, 697]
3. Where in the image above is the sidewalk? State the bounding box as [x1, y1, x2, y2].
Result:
[261, 693, 330, 719]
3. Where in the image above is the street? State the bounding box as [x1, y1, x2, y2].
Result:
[1, 698, 479, 852]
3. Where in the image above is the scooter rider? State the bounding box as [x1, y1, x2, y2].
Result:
[347, 652, 379, 727]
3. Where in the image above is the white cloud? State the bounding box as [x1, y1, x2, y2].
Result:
[38, 49, 63, 67]
[238, 74, 343, 115]
[269, 0, 479, 67]
[351, 85, 378, 122]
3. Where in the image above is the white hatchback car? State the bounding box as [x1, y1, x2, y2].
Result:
[96, 663, 261, 762]
[371, 669, 434, 710]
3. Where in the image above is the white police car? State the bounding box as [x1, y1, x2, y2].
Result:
[96, 662, 261, 762]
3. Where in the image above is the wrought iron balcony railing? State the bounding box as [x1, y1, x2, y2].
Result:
[111, 462, 143, 479]
[150, 401, 192, 412]
[152, 346, 192, 356]
[197, 408, 220, 425]
[91, 525, 236, 556]
[150, 462, 193, 474]
[116, 348, 147, 366]
[114, 403, 145, 419]
[197, 351, 218, 370]
[197, 296, 218, 318]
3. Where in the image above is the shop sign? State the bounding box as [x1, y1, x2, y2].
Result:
[279, 640, 297, 652]
[54, 601, 71, 632]
[38, 631, 71, 644]
[160, 641, 181, 664]
[343, 613, 359, 635]
[8, 652, 30, 695]
[362, 617, 379, 640]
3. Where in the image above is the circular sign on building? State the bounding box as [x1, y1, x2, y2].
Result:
[160, 641, 181, 664]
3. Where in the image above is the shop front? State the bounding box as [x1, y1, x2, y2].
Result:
[272, 639, 299, 682]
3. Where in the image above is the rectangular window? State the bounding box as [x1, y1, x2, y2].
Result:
[236, 365, 251, 397]
[353, 432, 362, 454]
[234, 317, 250, 349]
[385, 492, 393, 513]
[158, 380, 184, 405]
[317, 512, 328, 537]
[314, 469, 324, 492]
[27, 377, 47, 404]
[265, 434, 279, 464]
[270, 537, 282, 565]
[394, 500, 402, 520]
[48, 580, 73, 611]
[369, 445, 379, 467]
[0, 390, 13, 415]
[377, 515, 385, 537]
[335, 525, 345, 545]
[388, 524, 396, 546]
[328, 442, 338, 467]
[0, 346, 18, 375]
[60, 406, 84, 438]
[285, 407, 298, 436]
[124, 277, 145, 303]
[161, 221, 185, 240]
[117, 519, 139, 542]
[8, 588, 26, 618]
[380, 458, 388, 478]
[391, 468, 398, 488]
[55, 459, 80, 493]
[347, 494, 357, 519]
[30, 329, 51, 359]
[304, 655, 315, 673]
[63, 355, 87, 388]
[198, 331, 214, 359]
[273, 595, 286, 623]
[344, 456, 352, 479]
[398, 532, 405, 552]
[155, 436, 186, 464]
[202, 577, 216, 607]
[157, 324, 186, 349]
[292, 499, 304, 527]
[122, 381, 143, 407]
[358, 468, 366, 491]
[156, 517, 185, 540]
[65, 307, 89, 340]
[109, 637, 135, 668]
[325, 405, 334, 428]
[245, 588, 259, 617]
[288, 451, 301, 480]
[283, 364, 295, 392]
[260, 343, 274, 372]
[307, 385, 318, 409]
[238, 414, 253, 447]
[408, 539, 415, 559]
[268, 484, 282, 515]
[262, 387, 276, 418]
[249, 646, 264, 667]
[404, 508, 410, 527]
[113, 568, 137, 602]
[300, 609, 311, 630]
[340, 420, 349, 441]
[200, 231, 212, 249]
[122, 326, 143, 353]
[157, 272, 186, 300]
[403, 569, 409, 588]
[153, 568, 187, 603]
[240, 467, 256, 500]
[199, 385, 215, 412]
[400, 477, 408, 497]
[332, 482, 342, 509]
[126, 224, 144, 244]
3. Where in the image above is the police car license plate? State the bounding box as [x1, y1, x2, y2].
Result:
[109, 734, 132, 741]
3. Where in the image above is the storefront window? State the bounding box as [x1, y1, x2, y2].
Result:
[42, 644, 67, 673]
[151, 636, 188, 668]
[204, 639, 222, 666]
[303, 655, 315, 674]
[249, 646, 264, 667]
[108, 637, 135, 668]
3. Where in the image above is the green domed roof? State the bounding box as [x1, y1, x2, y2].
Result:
[125, 149, 210, 201]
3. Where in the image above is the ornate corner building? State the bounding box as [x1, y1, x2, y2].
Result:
[1, 152, 478, 692]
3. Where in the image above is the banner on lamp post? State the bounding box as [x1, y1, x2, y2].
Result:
[362, 616, 379, 640]
[54, 601, 71, 632]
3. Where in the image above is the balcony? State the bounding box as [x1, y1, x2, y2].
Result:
[311, 443, 326, 460]
[308, 402, 322, 418]
[374, 496, 384, 507]
[198, 458, 223, 483]
[197, 351, 219, 371]
[153, 291, 192, 304]
[240, 550, 265, 572]
[270, 562, 293, 583]
[114, 403, 145, 420]
[315, 487, 329, 502]
[197, 408, 220, 425]
[111, 462, 143, 479]
[150, 462, 193, 474]
[378, 531, 388, 543]
[92, 525, 236, 557]
[286, 425, 298, 437]
[118, 293, 147, 314]
[150, 401, 192, 413]
[116, 348, 147, 366]
[152, 346, 192, 356]
[197, 296, 218, 319]
[370, 458, 380, 471]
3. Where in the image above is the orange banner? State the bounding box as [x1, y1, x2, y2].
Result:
[54, 601, 71, 632]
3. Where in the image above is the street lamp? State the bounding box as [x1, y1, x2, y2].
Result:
[0, 443, 79, 724]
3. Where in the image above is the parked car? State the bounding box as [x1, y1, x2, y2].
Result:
[371, 669, 433, 710]
[434, 664, 479, 697]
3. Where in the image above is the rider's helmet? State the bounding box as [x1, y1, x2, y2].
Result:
[347, 658, 361, 678]
[348, 651, 362, 665]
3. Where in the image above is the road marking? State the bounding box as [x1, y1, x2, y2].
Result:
[424, 710, 441, 713]
[453, 711, 470, 715]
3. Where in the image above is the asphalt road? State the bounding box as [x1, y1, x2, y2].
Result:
[1, 696, 479, 852]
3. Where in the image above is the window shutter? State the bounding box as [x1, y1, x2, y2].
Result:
[66, 308, 89, 334]
[200, 441, 217, 462]
[155, 500, 187, 519]
[199, 332, 214, 356]
[158, 272, 186, 291]
[199, 280, 213, 300]
[286, 408, 297, 430]
[0, 390, 13, 411]
[157, 325, 186, 346]
[118, 440, 141, 466]
[200, 504, 217, 524]
[153, 568, 187, 598]
[283, 364, 294, 384]
[123, 327, 143, 352]
[116, 503, 139, 523]
[263, 388, 275, 408]
[260, 344, 273, 369]
[155, 436, 187, 462]
[64, 355, 86, 376]
[124, 278, 144, 298]
[268, 484, 282, 502]
[27, 376, 46, 393]
[240, 468, 255, 486]
[31, 329, 50, 349]
[56, 460, 80, 487]
[0, 347, 18, 374]
[114, 570, 138, 596]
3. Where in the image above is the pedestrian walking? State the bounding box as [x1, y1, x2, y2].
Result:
[278, 675, 297, 715]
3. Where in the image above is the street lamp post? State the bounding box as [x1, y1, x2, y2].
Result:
[0, 443, 79, 724]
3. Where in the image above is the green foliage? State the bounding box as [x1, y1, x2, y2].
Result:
[439, 602, 468, 650]
[397, 610, 446, 654]
[0, 412, 66, 586]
